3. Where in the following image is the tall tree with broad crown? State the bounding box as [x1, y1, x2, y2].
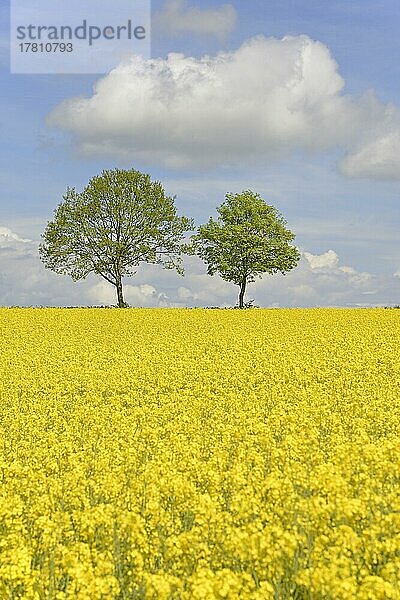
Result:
[39, 168, 193, 307]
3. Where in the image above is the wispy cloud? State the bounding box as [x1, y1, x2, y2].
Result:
[153, 0, 237, 39]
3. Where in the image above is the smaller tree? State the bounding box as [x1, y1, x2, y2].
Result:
[191, 190, 300, 308]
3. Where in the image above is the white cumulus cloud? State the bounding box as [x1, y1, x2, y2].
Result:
[0, 226, 31, 247]
[47, 35, 360, 169]
[303, 249, 339, 270]
[303, 250, 371, 288]
[46, 34, 400, 177]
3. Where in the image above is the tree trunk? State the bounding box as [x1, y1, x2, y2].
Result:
[116, 275, 125, 308]
[238, 278, 247, 309]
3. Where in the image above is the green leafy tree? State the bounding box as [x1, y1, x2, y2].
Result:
[39, 168, 193, 307]
[191, 190, 300, 308]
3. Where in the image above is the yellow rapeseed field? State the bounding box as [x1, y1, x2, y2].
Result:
[0, 307, 399, 599]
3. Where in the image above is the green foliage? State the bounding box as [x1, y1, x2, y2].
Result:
[191, 190, 300, 307]
[39, 169, 194, 305]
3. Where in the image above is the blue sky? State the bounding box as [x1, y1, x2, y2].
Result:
[0, 0, 399, 307]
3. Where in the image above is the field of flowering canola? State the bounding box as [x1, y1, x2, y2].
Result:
[0, 307, 399, 599]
